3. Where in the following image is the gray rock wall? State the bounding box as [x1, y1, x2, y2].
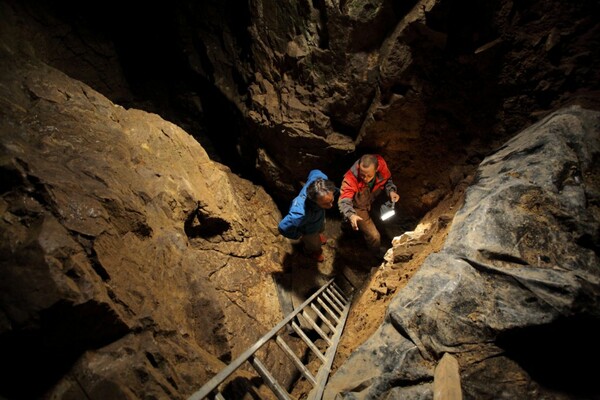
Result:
[325, 106, 600, 399]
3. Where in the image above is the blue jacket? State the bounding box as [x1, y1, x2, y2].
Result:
[278, 170, 332, 239]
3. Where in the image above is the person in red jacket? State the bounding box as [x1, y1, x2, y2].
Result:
[338, 154, 400, 256]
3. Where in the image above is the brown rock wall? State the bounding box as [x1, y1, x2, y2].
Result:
[0, 51, 292, 398]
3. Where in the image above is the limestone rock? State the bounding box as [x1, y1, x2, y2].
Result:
[325, 106, 600, 399]
[0, 51, 292, 399]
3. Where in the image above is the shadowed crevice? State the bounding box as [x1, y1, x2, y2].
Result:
[496, 316, 600, 397]
[184, 208, 231, 239]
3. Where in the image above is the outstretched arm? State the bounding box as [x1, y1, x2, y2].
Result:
[338, 177, 363, 230]
[339, 197, 362, 230]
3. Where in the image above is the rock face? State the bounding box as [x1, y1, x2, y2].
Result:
[2, 0, 598, 223]
[1, 1, 599, 399]
[174, 0, 600, 219]
[0, 50, 292, 398]
[325, 106, 600, 399]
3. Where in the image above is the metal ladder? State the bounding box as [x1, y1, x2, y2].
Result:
[188, 278, 353, 400]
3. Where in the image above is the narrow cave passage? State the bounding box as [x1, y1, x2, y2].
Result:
[273, 178, 470, 383]
[2, 1, 599, 399]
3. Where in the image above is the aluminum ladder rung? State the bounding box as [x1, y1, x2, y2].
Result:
[321, 292, 343, 316]
[325, 287, 346, 310]
[275, 334, 317, 386]
[291, 320, 326, 363]
[316, 297, 340, 324]
[250, 355, 291, 400]
[301, 309, 333, 346]
[188, 278, 354, 400]
[327, 288, 348, 308]
[310, 303, 336, 333]
[322, 292, 343, 316]
[332, 283, 349, 302]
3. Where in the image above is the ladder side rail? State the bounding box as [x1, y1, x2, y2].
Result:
[188, 279, 336, 400]
[275, 335, 317, 386]
[250, 356, 292, 400]
[306, 293, 354, 400]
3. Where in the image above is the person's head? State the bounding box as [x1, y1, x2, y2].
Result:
[307, 178, 336, 209]
[358, 154, 378, 184]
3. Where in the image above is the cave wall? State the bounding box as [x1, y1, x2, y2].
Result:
[0, 28, 296, 400]
[325, 105, 600, 399]
[2, 0, 598, 222]
[177, 0, 600, 220]
[1, 0, 599, 398]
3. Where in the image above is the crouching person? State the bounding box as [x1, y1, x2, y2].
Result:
[278, 170, 337, 262]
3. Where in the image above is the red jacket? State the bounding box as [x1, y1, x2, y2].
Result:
[339, 155, 397, 218]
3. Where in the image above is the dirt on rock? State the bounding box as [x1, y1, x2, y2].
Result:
[276, 174, 473, 398]
[329, 176, 473, 373]
[274, 172, 473, 399]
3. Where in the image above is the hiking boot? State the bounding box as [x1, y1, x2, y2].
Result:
[305, 249, 324, 262]
[319, 234, 327, 245]
[368, 246, 388, 261]
[312, 251, 325, 262]
[378, 246, 388, 259]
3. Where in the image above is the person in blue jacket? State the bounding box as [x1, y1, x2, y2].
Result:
[278, 170, 337, 262]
